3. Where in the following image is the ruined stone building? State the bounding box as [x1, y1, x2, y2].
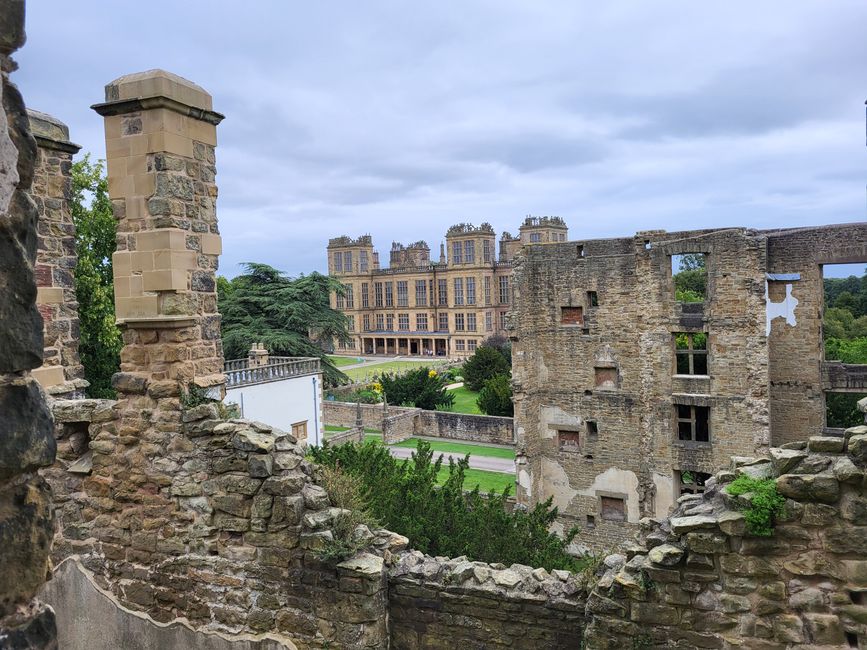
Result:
[512, 224, 867, 549]
[5, 4, 867, 644]
[327, 216, 567, 357]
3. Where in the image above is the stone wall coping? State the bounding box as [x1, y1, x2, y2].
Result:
[26, 109, 81, 153]
[92, 95, 224, 126]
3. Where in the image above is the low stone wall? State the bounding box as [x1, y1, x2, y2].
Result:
[418, 410, 514, 445]
[584, 428, 867, 649]
[327, 426, 364, 447]
[387, 552, 587, 649]
[323, 400, 514, 446]
[44, 406, 405, 648]
[382, 410, 419, 444]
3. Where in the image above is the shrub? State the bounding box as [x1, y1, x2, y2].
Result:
[725, 475, 786, 537]
[315, 465, 378, 563]
[462, 346, 510, 391]
[477, 374, 513, 416]
[378, 367, 454, 411]
[310, 440, 587, 571]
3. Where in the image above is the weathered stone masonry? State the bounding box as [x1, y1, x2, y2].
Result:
[512, 224, 867, 551]
[28, 108, 86, 399]
[0, 1, 59, 646]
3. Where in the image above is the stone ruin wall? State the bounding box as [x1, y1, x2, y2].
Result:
[4, 21, 867, 649]
[0, 2, 59, 647]
[511, 228, 772, 551]
[28, 108, 86, 399]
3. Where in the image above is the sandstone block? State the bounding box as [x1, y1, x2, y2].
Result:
[769, 448, 807, 476]
[671, 515, 718, 535]
[847, 434, 867, 466]
[803, 613, 844, 645]
[776, 474, 839, 504]
[648, 544, 684, 567]
[0, 377, 56, 479]
[271, 496, 304, 528]
[808, 436, 845, 453]
[232, 430, 275, 453]
[248, 455, 273, 478]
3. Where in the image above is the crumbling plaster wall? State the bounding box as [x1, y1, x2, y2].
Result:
[512, 228, 772, 550]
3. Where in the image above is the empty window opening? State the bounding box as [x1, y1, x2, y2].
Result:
[594, 367, 617, 389]
[676, 404, 710, 443]
[675, 332, 708, 375]
[600, 496, 626, 522]
[577, 244, 585, 258]
[850, 590, 866, 605]
[586, 420, 598, 438]
[561, 306, 584, 325]
[822, 263, 867, 361]
[845, 632, 858, 647]
[678, 470, 711, 496]
[826, 392, 867, 429]
[583, 389, 593, 396]
[644, 240, 651, 250]
[584, 454, 593, 460]
[587, 291, 598, 307]
[558, 430, 581, 452]
[585, 515, 596, 530]
[672, 253, 706, 303]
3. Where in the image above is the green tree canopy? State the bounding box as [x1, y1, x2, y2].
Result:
[377, 367, 454, 410]
[72, 155, 121, 398]
[477, 374, 514, 416]
[462, 345, 510, 391]
[219, 263, 350, 386]
[309, 440, 585, 571]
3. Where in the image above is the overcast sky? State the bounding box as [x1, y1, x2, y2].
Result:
[14, 1, 867, 278]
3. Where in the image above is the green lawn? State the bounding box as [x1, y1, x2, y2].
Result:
[327, 355, 366, 367]
[436, 467, 515, 494]
[343, 360, 446, 383]
[442, 386, 482, 415]
[392, 437, 515, 460]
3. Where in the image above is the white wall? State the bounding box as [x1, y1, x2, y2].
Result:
[225, 373, 323, 446]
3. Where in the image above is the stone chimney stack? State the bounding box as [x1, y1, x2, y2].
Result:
[92, 70, 226, 415]
[27, 109, 86, 399]
[248, 342, 269, 368]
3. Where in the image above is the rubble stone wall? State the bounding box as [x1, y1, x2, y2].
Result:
[0, 2, 59, 646]
[387, 552, 587, 649]
[584, 429, 867, 649]
[46, 409, 395, 648]
[28, 108, 85, 397]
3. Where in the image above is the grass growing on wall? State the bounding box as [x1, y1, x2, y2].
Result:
[725, 475, 786, 537]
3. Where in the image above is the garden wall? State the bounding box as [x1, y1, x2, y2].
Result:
[323, 400, 515, 446]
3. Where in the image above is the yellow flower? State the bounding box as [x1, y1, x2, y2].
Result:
[428, 369, 437, 378]
[370, 382, 383, 393]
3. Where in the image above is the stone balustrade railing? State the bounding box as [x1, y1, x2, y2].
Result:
[224, 357, 321, 388]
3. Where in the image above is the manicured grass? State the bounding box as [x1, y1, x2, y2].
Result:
[343, 360, 446, 383]
[435, 467, 516, 494]
[327, 355, 366, 367]
[392, 437, 514, 460]
[442, 386, 482, 415]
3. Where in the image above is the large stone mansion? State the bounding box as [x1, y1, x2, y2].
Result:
[327, 216, 568, 357]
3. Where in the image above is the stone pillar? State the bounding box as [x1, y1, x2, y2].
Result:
[248, 342, 269, 368]
[28, 109, 87, 399]
[91, 69, 225, 414]
[0, 1, 60, 647]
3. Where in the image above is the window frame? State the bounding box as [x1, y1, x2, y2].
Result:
[675, 404, 710, 444]
[674, 332, 709, 376]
